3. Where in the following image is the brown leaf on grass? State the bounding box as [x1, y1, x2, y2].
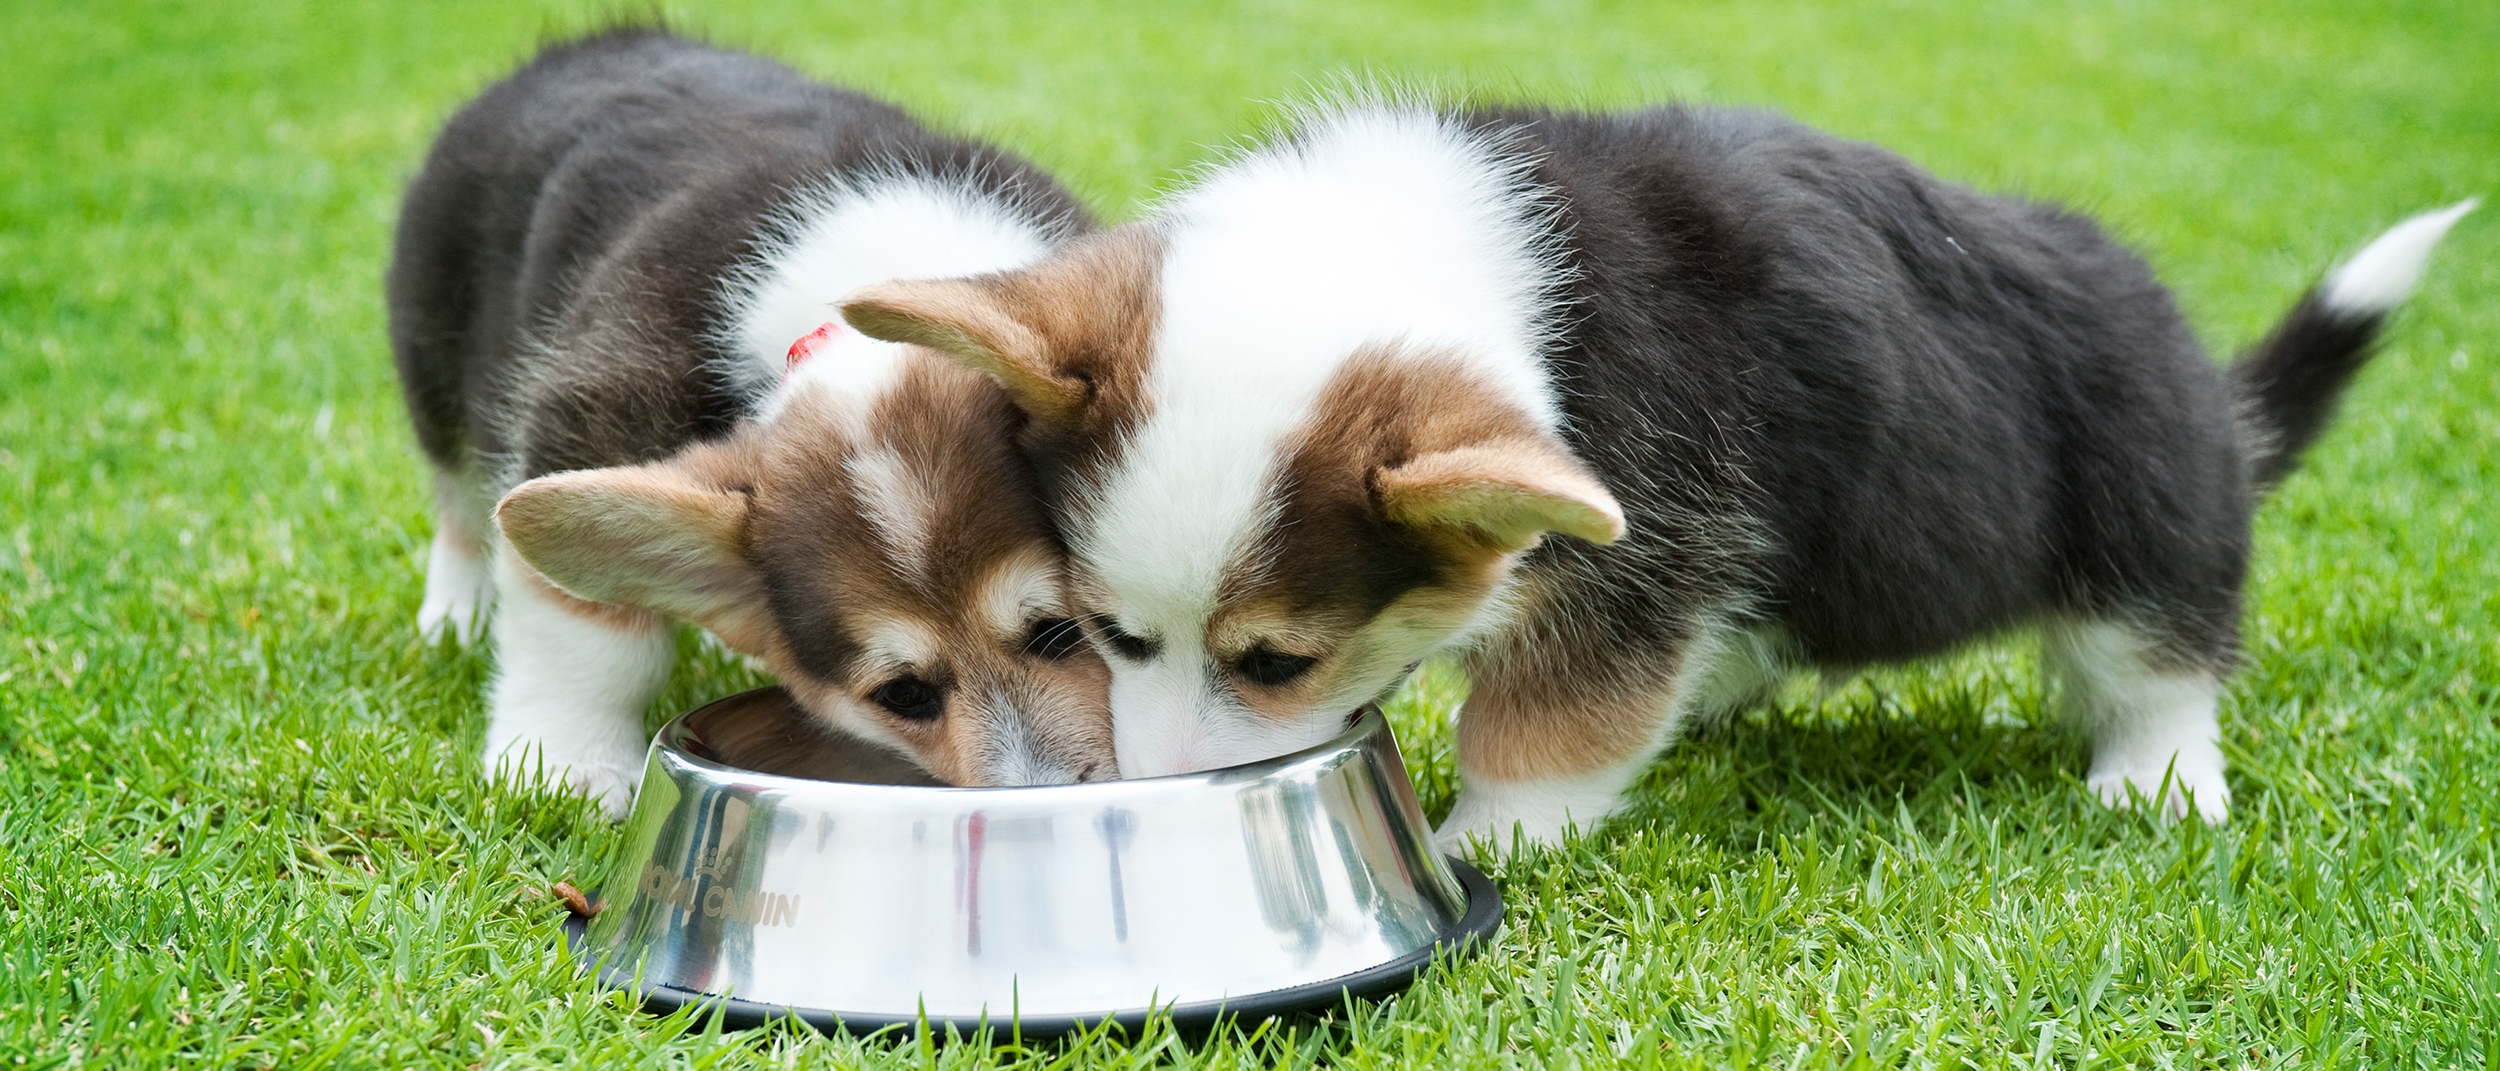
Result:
[552, 880, 596, 916]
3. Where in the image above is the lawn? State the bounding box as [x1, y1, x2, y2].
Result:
[3, 0, 2496, 1066]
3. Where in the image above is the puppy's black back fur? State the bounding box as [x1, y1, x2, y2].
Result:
[389, 28, 1091, 484]
[1467, 105, 2384, 676]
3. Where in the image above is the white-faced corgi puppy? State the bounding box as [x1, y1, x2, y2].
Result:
[388, 29, 1113, 817]
[838, 101, 2471, 851]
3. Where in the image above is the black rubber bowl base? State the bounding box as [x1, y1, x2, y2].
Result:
[563, 857, 1502, 1041]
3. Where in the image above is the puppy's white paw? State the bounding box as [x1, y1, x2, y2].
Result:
[1432, 770, 1630, 858]
[1432, 806, 1562, 859]
[2087, 746, 2229, 823]
[2045, 619, 2232, 825]
[563, 761, 641, 821]
[485, 734, 644, 820]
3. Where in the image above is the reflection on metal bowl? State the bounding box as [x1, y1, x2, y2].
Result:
[569, 687, 1501, 1036]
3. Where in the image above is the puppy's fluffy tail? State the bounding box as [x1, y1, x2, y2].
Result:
[2232, 199, 2476, 491]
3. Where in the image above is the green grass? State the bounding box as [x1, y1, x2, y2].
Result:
[4, 0, 2496, 1066]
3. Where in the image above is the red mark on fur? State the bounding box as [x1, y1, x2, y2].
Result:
[784, 321, 841, 379]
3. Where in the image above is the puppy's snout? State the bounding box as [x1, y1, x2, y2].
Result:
[957, 677, 1114, 787]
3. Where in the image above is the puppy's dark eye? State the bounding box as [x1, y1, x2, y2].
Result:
[1086, 615, 1160, 661]
[1025, 618, 1085, 661]
[1234, 647, 1318, 688]
[870, 677, 943, 721]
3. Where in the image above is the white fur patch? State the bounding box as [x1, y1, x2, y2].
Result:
[850, 613, 943, 679]
[2319, 199, 2476, 318]
[976, 549, 1063, 639]
[418, 470, 496, 644]
[715, 173, 1064, 419]
[1434, 761, 1647, 856]
[1080, 107, 1571, 775]
[845, 446, 935, 574]
[482, 548, 674, 819]
[1109, 650, 1331, 779]
[2042, 618, 2230, 822]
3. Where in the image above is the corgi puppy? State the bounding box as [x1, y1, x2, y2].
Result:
[838, 102, 2472, 850]
[388, 29, 1113, 816]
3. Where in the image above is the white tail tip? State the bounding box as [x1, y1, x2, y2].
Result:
[2320, 198, 2478, 317]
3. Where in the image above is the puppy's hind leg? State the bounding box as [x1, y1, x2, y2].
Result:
[417, 470, 497, 644]
[482, 543, 672, 819]
[2043, 617, 2231, 822]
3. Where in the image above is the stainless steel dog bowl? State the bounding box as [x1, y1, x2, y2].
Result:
[567, 687, 1501, 1035]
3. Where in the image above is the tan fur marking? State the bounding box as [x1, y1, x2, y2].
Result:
[1456, 649, 1683, 783]
[486, 355, 1112, 787]
[1204, 604, 1336, 664]
[1238, 346, 1547, 602]
[1202, 346, 1589, 724]
[1211, 574, 1500, 725]
[1447, 563, 1703, 784]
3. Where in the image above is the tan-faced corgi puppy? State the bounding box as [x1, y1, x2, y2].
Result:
[388, 29, 1113, 816]
[838, 102, 2470, 851]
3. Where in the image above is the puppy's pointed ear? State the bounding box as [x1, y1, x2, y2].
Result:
[495, 457, 770, 643]
[842, 279, 1088, 427]
[1376, 438, 1626, 553]
[844, 226, 1165, 437]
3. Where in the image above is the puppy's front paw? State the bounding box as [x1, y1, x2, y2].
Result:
[1433, 776, 1621, 858]
[2087, 748, 2229, 823]
[485, 735, 644, 821]
[1432, 807, 1541, 859]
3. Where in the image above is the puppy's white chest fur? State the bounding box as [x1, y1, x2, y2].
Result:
[722, 174, 1060, 422]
